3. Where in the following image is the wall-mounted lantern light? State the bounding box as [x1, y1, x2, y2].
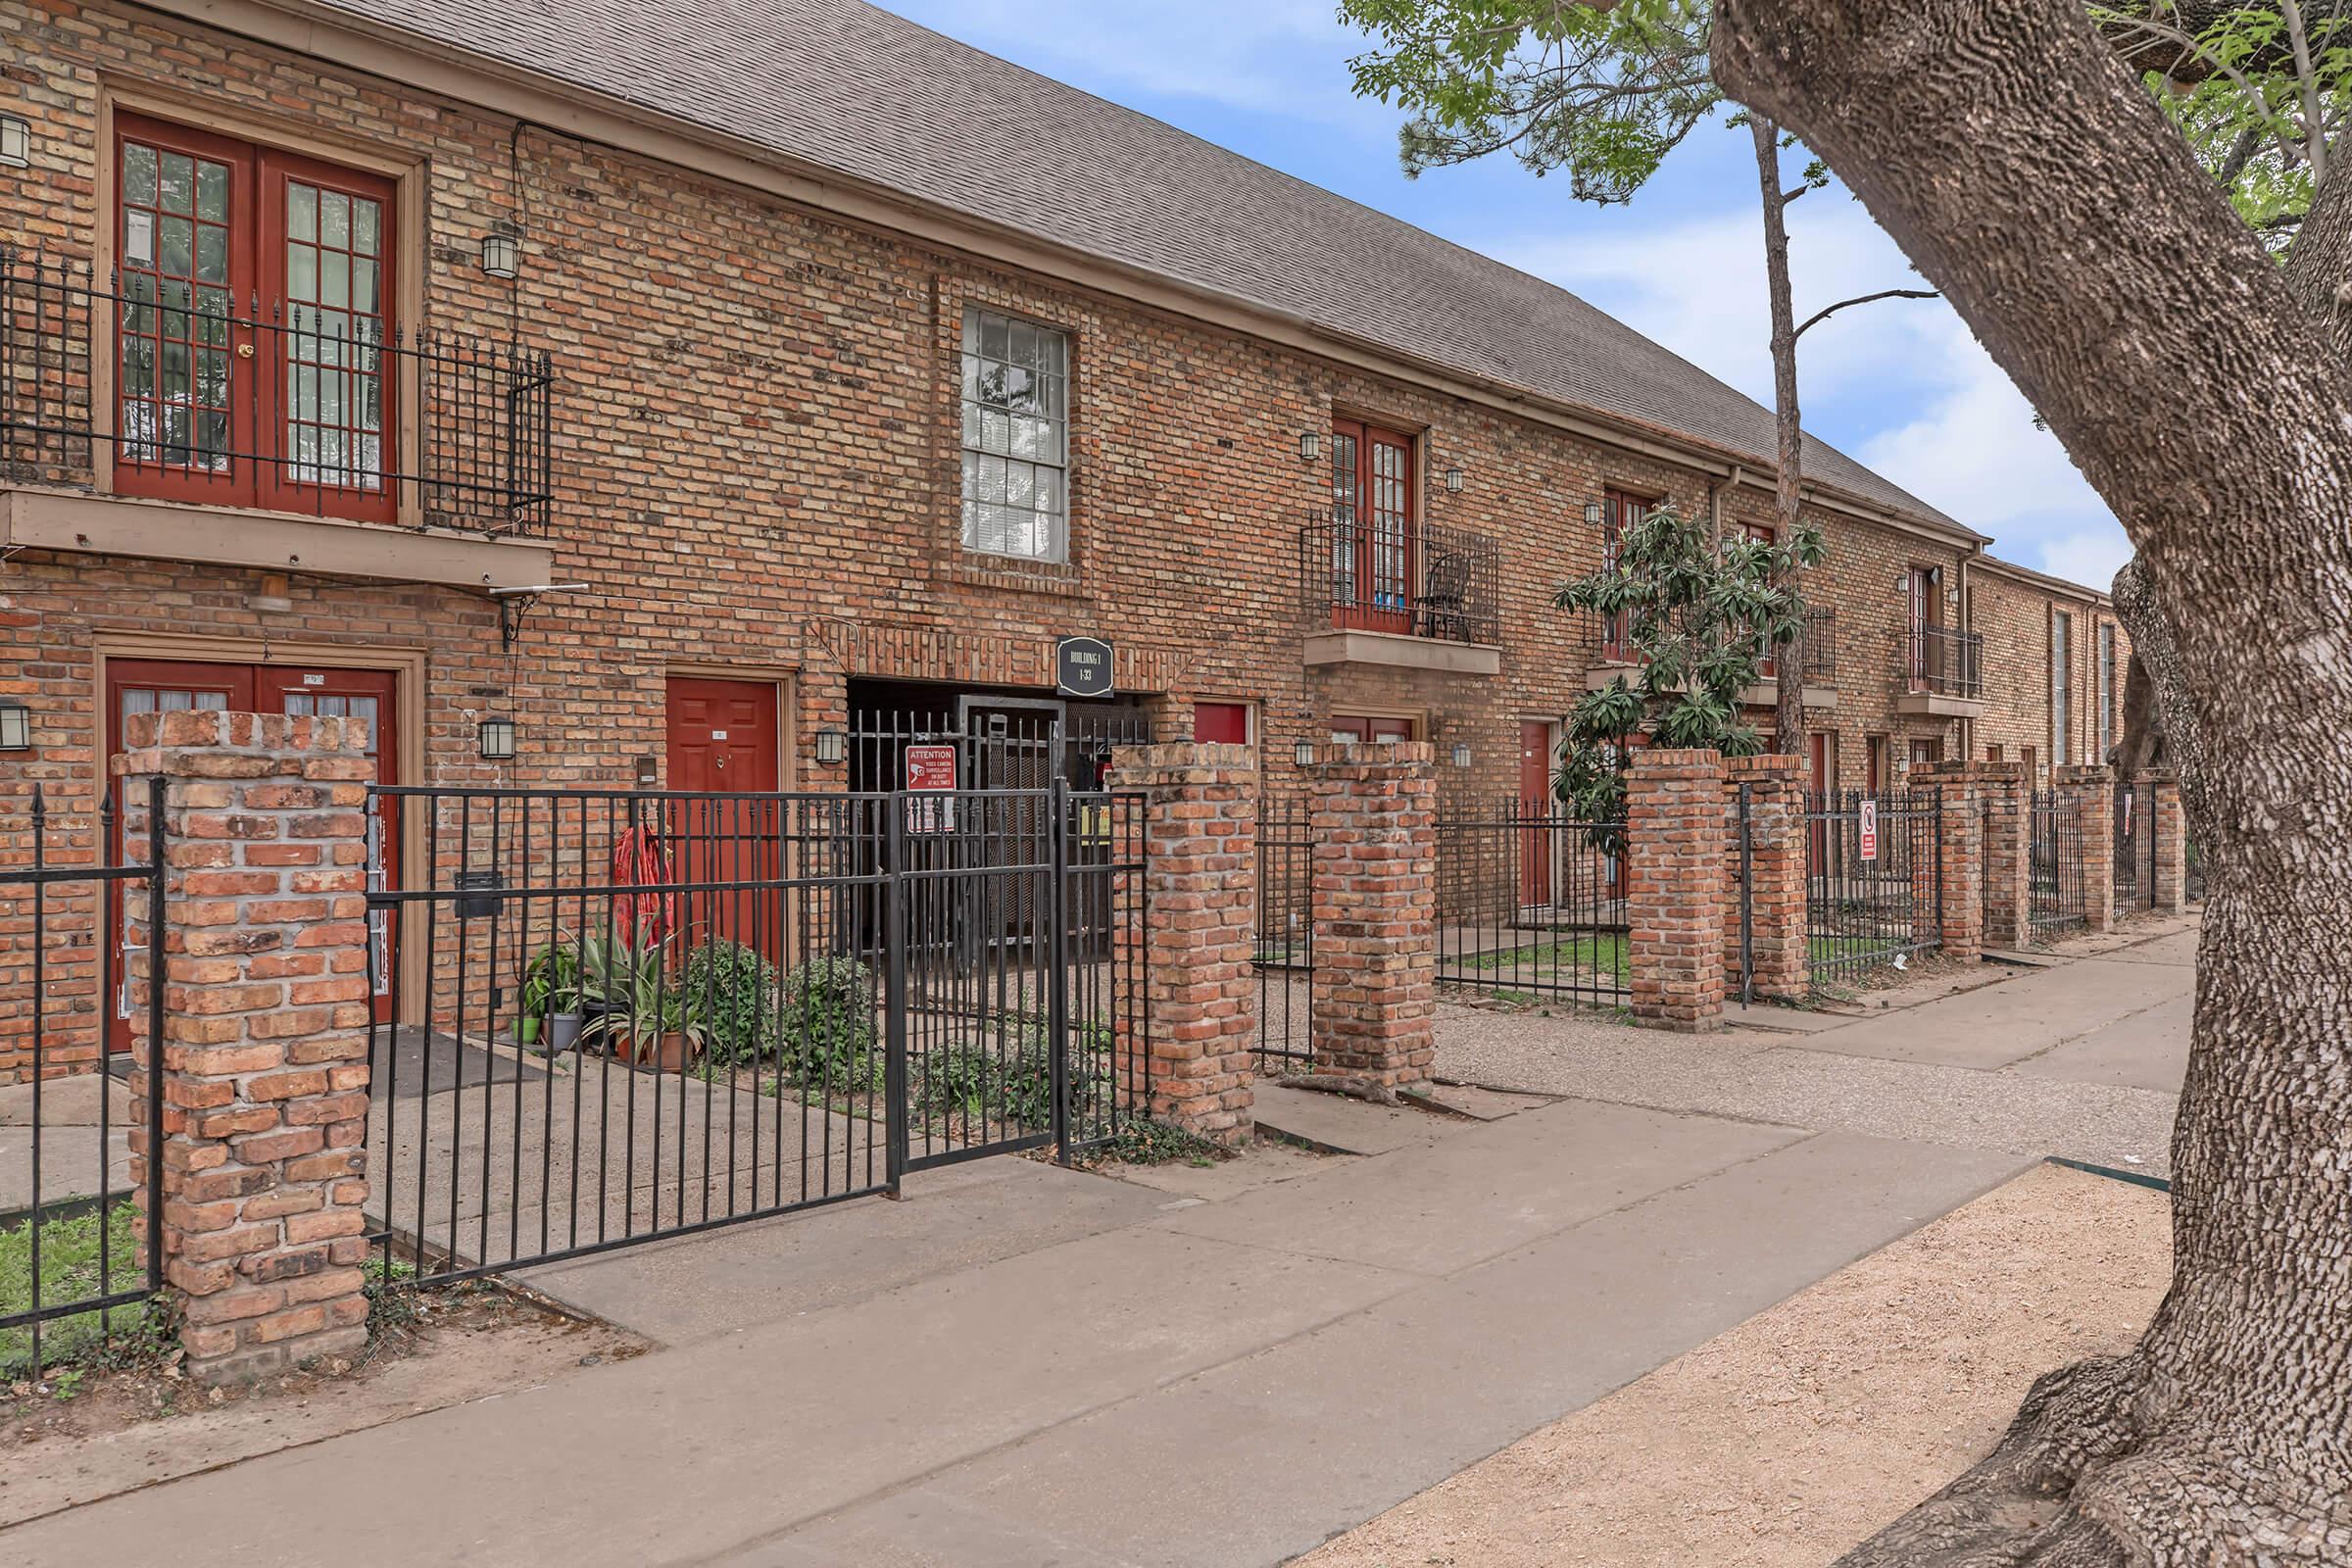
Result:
[814, 728, 849, 765]
[0, 703, 29, 751]
[1584, 499, 1604, 527]
[478, 226, 521, 280]
[0, 115, 30, 171]
[1298, 430, 1322, 466]
[1294, 737, 1316, 767]
[477, 716, 517, 761]
[1450, 742, 1472, 768]
[1444, 466, 1465, 494]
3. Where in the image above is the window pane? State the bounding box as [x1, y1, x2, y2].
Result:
[160, 153, 194, 216]
[288, 182, 318, 242]
[122, 141, 158, 203]
[957, 309, 1069, 563]
[196, 161, 229, 222]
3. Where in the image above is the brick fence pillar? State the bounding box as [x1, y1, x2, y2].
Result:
[1979, 761, 2030, 950]
[1723, 755, 1807, 1002]
[116, 710, 374, 1384]
[2144, 767, 2187, 913]
[2058, 763, 2116, 933]
[1626, 748, 1727, 1031]
[1917, 763, 1985, 961]
[1304, 743, 1437, 1097]
[1106, 743, 1256, 1146]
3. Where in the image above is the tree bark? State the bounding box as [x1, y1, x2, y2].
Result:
[2109, 557, 2213, 846]
[1713, 0, 2352, 1562]
[1749, 112, 1808, 758]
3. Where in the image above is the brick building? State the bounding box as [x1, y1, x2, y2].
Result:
[0, 0, 2125, 1077]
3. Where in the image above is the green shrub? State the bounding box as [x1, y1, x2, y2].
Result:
[685, 939, 783, 1065]
[0, 1201, 149, 1377]
[780, 956, 880, 1093]
[915, 1023, 1055, 1128]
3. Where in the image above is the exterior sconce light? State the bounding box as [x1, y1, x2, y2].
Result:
[1584, 499, 1603, 527]
[477, 717, 517, 761]
[1298, 430, 1322, 465]
[0, 704, 29, 751]
[1294, 737, 1316, 767]
[1450, 742, 1472, 768]
[0, 115, 29, 171]
[1444, 467, 1465, 494]
[814, 728, 849, 765]
[478, 226, 521, 280]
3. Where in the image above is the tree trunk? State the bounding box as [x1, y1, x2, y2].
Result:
[2109, 557, 2213, 846]
[1713, 0, 2352, 1563]
[1750, 113, 1808, 758]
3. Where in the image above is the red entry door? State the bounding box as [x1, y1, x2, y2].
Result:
[1519, 720, 1554, 906]
[1328, 419, 1417, 636]
[106, 659, 400, 1050]
[663, 678, 782, 956]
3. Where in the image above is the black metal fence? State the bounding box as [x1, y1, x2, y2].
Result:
[1299, 519, 1502, 644]
[1903, 626, 1985, 699]
[0, 781, 165, 1374]
[365, 782, 1145, 1285]
[2030, 789, 2088, 934]
[1252, 797, 1314, 1073]
[2113, 776, 2153, 914]
[1804, 789, 1943, 983]
[1435, 801, 1631, 1003]
[0, 247, 554, 534]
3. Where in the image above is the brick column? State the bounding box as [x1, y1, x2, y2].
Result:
[1917, 763, 1985, 961]
[2144, 768, 2188, 912]
[1304, 743, 1437, 1097]
[1626, 748, 1727, 1031]
[1978, 761, 2031, 950]
[2058, 763, 2116, 934]
[116, 710, 374, 1384]
[1105, 743, 1256, 1146]
[1723, 755, 1807, 1002]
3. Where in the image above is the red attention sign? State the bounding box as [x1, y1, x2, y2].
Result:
[904, 745, 957, 792]
[1858, 798, 1880, 862]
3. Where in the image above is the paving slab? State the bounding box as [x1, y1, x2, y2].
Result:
[1253, 1082, 1446, 1154]
[1154, 1099, 1807, 1278]
[2007, 992, 2191, 1093]
[1796, 953, 2192, 1070]
[764, 1131, 2030, 1568]
[1407, 1081, 1552, 1120]
[523, 1155, 1169, 1344]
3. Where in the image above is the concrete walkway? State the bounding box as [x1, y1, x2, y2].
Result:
[0, 922, 2193, 1568]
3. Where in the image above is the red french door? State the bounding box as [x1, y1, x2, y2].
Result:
[114, 112, 398, 521]
[1744, 521, 1778, 676]
[106, 660, 400, 1051]
[1599, 490, 1647, 661]
[1329, 714, 1414, 746]
[1519, 719, 1555, 906]
[1329, 418, 1417, 635]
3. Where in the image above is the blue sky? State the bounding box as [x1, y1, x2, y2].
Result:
[888, 0, 2132, 589]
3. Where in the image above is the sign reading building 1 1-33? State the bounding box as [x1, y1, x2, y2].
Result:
[1055, 637, 1114, 699]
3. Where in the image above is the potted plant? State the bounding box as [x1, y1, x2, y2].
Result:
[519, 938, 585, 1054]
[577, 933, 706, 1072]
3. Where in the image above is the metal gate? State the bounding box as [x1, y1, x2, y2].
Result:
[1252, 797, 1314, 1072]
[365, 780, 1146, 1285]
[1434, 800, 1631, 1004]
[2113, 776, 2153, 914]
[1803, 789, 1942, 984]
[1, 781, 166, 1373]
[2030, 789, 2087, 933]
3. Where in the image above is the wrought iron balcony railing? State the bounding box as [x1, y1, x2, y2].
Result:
[0, 246, 553, 535]
[1300, 518, 1500, 645]
[1905, 624, 1984, 698]
[1795, 605, 1837, 681]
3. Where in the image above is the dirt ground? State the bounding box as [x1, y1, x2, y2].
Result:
[0, 1282, 646, 1528]
[1298, 1161, 2171, 1568]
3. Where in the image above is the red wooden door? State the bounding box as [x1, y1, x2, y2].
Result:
[1599, 490, 1649, 661]
[1519, 719, 1554, 906]
[260, 667, 400, 1019]
[1329, 419, 1416, 636]
[663, 678, 782, 957]
[105, 659, 400, 1048]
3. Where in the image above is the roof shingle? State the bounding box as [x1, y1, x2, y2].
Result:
[318, 0, 1966, 529]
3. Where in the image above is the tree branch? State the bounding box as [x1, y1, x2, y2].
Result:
[1792, 287, 1941, 339]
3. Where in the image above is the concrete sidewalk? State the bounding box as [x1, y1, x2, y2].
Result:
[0, 923, 2189, 1568]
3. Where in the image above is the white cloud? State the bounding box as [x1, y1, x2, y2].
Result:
[1485, 195, 2132, 587]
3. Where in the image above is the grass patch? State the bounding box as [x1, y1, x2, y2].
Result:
[0, 1200, 158, 1377]
[1102, 1118, 1224, 1167]
[1458, 933, 1630, 980]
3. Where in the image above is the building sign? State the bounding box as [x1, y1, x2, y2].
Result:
[1858, 798, 1880, 863]
[1055, 636, 1114, 699]
[905, 743, 957, 833]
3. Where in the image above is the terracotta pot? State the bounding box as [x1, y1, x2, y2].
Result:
[620, 1029, 698, 1073]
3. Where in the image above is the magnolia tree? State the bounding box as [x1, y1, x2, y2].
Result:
[1694, 0, 2352, 1561]
[1550, 503, 1824, 831]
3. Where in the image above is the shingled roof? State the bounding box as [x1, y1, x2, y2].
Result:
[318, 0, 1968, 531]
